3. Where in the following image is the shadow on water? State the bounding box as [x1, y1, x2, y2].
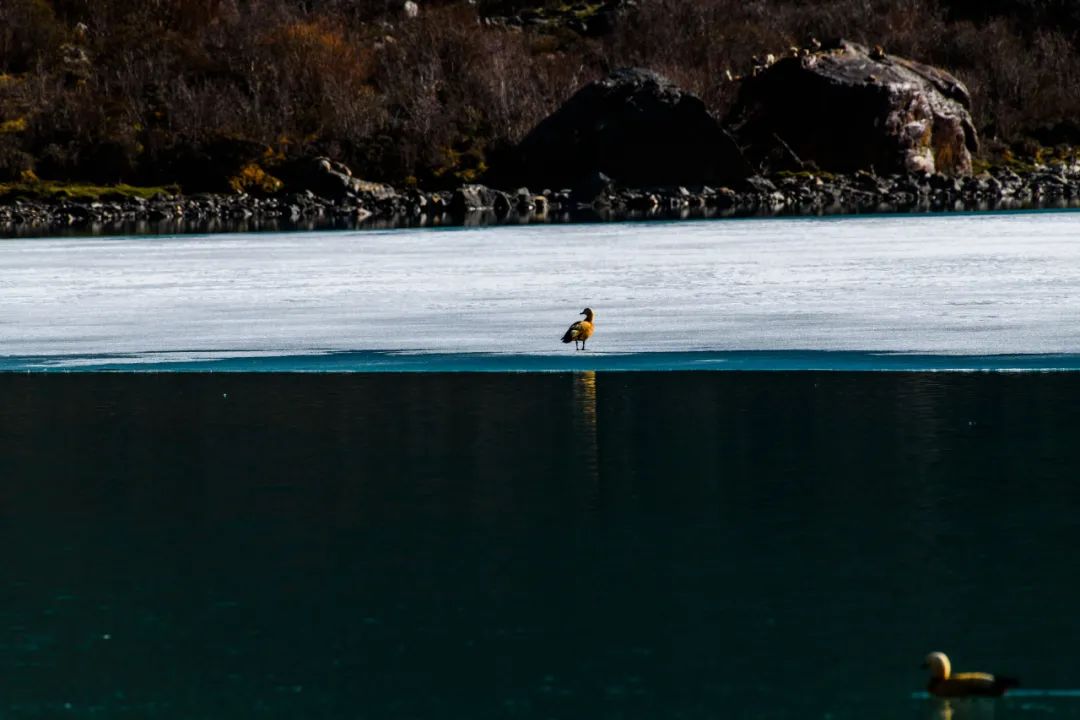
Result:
[2, 372, 1080, 718]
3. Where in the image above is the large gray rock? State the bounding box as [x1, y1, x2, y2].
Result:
[726, 40, 978, 176]
[498, 68, 749, 188]
[275, 156, 394, 200]
[449, 184, 508, 213]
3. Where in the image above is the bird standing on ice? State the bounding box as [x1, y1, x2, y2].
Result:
[561, 308, 595, 350]
[923, 651, 1019, 697]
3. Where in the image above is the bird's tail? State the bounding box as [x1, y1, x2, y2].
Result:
[561, 331, 573, 343]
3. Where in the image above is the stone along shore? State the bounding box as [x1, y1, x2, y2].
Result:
[4, 165, 1080, 236]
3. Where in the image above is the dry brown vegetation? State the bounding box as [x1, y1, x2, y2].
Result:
[2, 0, 1080, 189]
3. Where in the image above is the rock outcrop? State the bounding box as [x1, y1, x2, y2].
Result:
[496, 67, 749, 189]
[449, 184, 508, 213]
[726, 40, 978, 176]
[274, 156, 395, 200]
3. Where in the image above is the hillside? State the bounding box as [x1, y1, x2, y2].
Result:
[3, 0, 1080, 191]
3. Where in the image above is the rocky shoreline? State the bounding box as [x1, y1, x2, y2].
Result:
[4, 165, 1080, 237]
[8, 46, 1080, 238]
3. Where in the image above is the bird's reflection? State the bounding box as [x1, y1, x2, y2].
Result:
[927, 699, 998, 720]
[572, 370, 600, 507]
[574, 370, 597, 433]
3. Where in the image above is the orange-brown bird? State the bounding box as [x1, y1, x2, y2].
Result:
[924, 652, 1019, 698]
[561, 308, 595, 350]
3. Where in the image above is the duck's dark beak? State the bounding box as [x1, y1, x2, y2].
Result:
[580, 310, 587, 315]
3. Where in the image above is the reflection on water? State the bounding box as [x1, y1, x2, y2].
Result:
[573, 371, 599, 507]
[1, 372, 1080, 719]
[926, 699, 999, 720]
[9, 198, 1080, 239]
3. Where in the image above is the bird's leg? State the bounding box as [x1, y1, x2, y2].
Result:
[582, 340, 587, 351]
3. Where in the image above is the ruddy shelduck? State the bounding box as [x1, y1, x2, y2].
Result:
[561, 308, 595, 350]
[923, 651, 1019, 697]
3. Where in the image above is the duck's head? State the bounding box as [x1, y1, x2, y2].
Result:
[923, 651, 951, 680]
[581, 308, 594, 321]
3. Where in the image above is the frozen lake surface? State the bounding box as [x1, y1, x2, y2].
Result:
[3, 211, 1080, 370]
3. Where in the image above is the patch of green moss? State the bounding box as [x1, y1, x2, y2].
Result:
[996, 150, 1038, 173]
[431, 142, 490, 185]
[228, 164, 284, 194]
[978, 140, 1080, 174]
[557, 2, 603, 19]
[0, 117, 28, 134]
[1039, 144, 1080, 167]
[0, 180, 177, 202]
[453, 161, 489, 183]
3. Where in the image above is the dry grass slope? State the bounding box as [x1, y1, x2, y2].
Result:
[1, 0, 1079, 187]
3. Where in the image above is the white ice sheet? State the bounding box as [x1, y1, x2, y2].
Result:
[2, 212, 1080, 363]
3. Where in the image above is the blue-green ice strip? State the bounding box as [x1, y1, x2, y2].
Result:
[8, 350, 1080, 373]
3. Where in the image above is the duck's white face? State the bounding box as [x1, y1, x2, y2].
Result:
[925, 652, 951, 679]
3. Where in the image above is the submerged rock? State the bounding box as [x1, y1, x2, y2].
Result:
[727, 40, 978, 176]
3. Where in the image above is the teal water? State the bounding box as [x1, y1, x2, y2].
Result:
[2, 371, 1079, 719]
[9, 350, 1080, 373]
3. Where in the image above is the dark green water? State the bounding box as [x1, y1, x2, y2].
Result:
[2, 372, 1079, 719]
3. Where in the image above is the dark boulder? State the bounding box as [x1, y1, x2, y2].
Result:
[735, 175, 777, 194]
[274, 156, 358, 199]
[495, 67, 749, 189]
[726, 40, 978, 176]
[514, 187, 534, 213]
[570, 171, 614, 203]
[493, 191, 513, 216]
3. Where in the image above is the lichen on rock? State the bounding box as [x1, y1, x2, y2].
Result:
[727, 40, 978, 176]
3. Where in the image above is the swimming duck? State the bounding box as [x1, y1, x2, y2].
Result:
[561, 308, 595, 350]
[924, 651, 1019, 697]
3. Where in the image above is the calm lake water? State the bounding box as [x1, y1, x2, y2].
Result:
[2, 372, 1080, 719]
[3, 212, 1080, 718]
